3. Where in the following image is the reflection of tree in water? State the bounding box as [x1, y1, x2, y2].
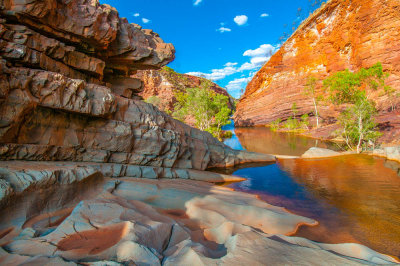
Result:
[234, 127, 342, 156]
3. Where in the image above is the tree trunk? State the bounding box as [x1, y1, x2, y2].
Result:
[313, 98, 319, 128]
[357, 113, 363, 153]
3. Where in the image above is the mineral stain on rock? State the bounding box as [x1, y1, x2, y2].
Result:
[0, 0, 399, 265]
[234, 0, 400, 143]
[57, 222, 129, 255]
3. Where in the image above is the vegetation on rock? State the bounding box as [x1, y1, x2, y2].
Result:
[269, 105, 310, 132]
[323, 63, 388, 153]
[173, 87, 231, 139]
[304, 76, 323, 128]
[136, 67, 234, 139]
[268, 63, 391, 152]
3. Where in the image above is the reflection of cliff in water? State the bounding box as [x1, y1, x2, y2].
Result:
[278, 155, 400, 258]
[234, 127, 339, 156]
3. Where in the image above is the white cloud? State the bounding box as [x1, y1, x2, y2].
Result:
[234, 15, 248, 26]
[260, 13, 269, 17]
[226, 77, 252, 97]
[187, 43, 277, 96]
[238, 62, 257, 71]
[194, 0, 202, 6]
[217, 27, 231, 33]
[142, 18, 150, 24]
[243, 44, 276, 57]
[250, 56, 269, 65]
[133, 13, 140, 17]
[224, 62, 238, 67]
[187, 65, 237, 81]
[238, 44, 277, 71]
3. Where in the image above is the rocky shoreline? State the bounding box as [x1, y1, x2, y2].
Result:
[1, 161, 399, 265]
[0, 0, 399, 265]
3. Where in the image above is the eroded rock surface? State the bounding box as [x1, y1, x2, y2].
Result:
[0, 168, 398, 265]
[301, 147, 342, 158]
[234, 0, 400, 134]
[1, 0, 397, 264]
[0, 0, 273, 172]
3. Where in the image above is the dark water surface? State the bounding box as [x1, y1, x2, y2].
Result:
[222, 123, 400, 258]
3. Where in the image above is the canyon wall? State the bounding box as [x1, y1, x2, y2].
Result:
[234, 0, 400, 127]
[133, 67, 234, 112]
[0, 0, 271, 183]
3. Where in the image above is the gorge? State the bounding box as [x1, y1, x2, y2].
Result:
[0, 0, 400, 265]
[234, 0, 400, 144]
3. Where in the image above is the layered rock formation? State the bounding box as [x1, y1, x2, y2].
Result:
[0, 162, 398, 265]
[133, 67, 234, 112]
[0, 0, 272, 174]
[234, 0, 400, 129]
[1, 0, 399, 264]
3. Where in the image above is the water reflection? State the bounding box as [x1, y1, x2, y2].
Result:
[223, 125, 400, 258]
[233, 127, 340, 156]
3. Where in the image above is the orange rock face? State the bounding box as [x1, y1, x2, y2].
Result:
[133, 67, 233, 112]
[234, 0, 400, 126]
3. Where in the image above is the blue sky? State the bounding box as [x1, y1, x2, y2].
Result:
[100, 0, 322, 98]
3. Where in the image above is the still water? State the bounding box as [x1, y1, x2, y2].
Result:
[223, 123, 400, 258]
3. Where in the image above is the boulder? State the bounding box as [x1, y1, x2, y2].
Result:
[301, 147, 341, 158]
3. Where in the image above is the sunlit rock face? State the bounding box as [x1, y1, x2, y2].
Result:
[133, 68, 234, 112]
[0, 166, 398, 265]
[234, 0, 400, 127]
[0, 0, 271, 173]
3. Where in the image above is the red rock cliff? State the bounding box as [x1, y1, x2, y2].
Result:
[234, 0, 400, 126]
[0, 0, 270, 178]
[133, 67, 234, 111]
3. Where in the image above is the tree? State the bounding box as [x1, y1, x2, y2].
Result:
[173, 87, 231, 139]
[338, 95, 381, 153]
[304, 76, 323, 128]
[291, 102, 298, 118]
[323, 63, 388, 153]
[324, 62, 389, 104]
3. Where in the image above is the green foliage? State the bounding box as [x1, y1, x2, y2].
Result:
[291, 102, 298, 117]
[300, 114, 310, 129]
[304, 76, 322, 128]
[323, 62, 388, 104]
[284, 117, 300, 130]
[324, 63, 388, 152]
[338, 96, 382, 152]
[270, 115, 309, 132]
[221, 130, 233, 139]
[173, 87, 231, 139]
[145, 96, 163, 110]
[269, 118, 282, 131]
[384, 85, 399, 111]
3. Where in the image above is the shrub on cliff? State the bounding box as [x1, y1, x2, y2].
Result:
[304, 76, 323, 128]
[145, 96, 163, 109]
[338, 97, 382, 152]
[324, 63, 388, 153]
[173, 87, 231, 139]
